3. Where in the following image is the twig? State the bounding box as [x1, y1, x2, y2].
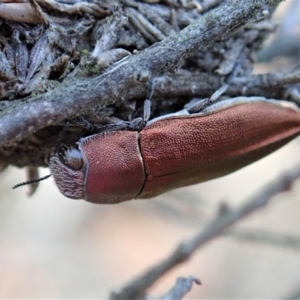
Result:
[225, 229, 300, 251]
[109, 164, 300, 300]
[159, 276, 201, 300]
[0, 0, 282, 147]
[147, 198, 300, 251]
[35, 0, 110, 18]
[149, 70, 300, 101]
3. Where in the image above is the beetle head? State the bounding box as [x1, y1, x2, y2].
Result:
[49, 145, 85, 199]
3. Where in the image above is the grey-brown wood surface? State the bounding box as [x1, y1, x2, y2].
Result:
[0, 0, 290, 171]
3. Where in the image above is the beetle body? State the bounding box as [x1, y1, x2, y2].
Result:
[50, 98, 300, 204]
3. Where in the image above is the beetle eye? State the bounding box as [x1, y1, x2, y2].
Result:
[59, 146, 83, 170]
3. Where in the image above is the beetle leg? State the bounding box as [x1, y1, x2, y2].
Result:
[142, 76, 154, 122]
[94, 98, 151, 132]
[143, 99, 152, 122]
[124, 92, 152, 131]
[73, 97, 151, 133]
[73, 116, 126, 133]
[187, 84, 229, 114]
[72, 116, 141, 133]
[94, 117, 146, 133]
[187, 59, 244, 114]
[73, 116, 95, 132]
[94, 121, 131, 132]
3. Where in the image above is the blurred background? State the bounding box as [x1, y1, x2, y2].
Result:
[1, 1, 300, 299]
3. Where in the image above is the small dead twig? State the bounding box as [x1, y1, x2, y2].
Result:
[159, 276, 201, 300]
[35, 0, 110, 18]
[110, 165, 300, 300]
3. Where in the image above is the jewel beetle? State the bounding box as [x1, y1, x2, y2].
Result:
[48, 96, 300, 204]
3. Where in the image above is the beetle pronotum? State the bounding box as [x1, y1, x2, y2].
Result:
[47, 97, 300, 204]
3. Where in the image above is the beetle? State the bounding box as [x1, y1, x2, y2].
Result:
[48, 96, 300, 204]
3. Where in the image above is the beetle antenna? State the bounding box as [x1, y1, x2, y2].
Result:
[12, 121, 69, 191]
[12, 174, 51, 190]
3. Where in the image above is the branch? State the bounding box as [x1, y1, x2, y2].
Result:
[109, 164, 300, 300]
[225, 229, 300, 251]
[149, 69, 300, 102]
[149, 200, 300, 251]
[0, 0, 282, 147]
